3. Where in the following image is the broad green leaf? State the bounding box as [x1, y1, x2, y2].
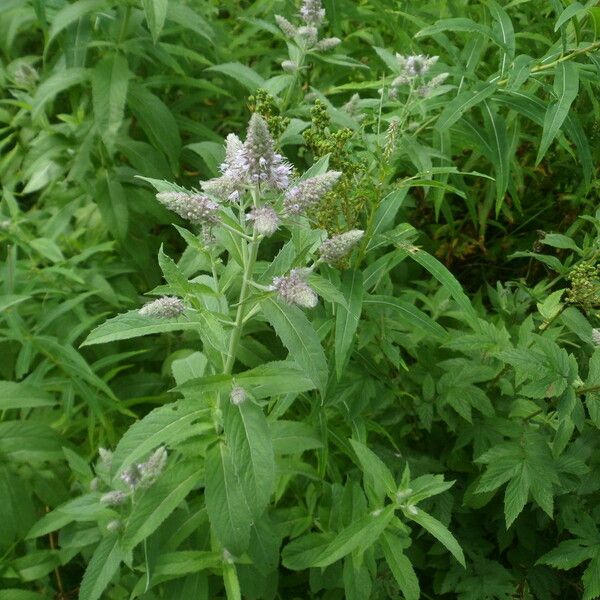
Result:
[31, 67, 89, 119]
[335, 270, 363, 380]
[167, 2, 214, 42]
[95, 172, 128, 241]
[271, 421, 323, 454]
[79, 535, 123, 600]
[350, 439, 396, 503]
[223, 400, 275, 516]
[92, 53, 130, 151]
[504, 464, 530, 528]
[435, 83, 497, 131]
[0, 294, 30, 313]
[207, 62, 266, 91]
[405, 508, 465, 567]
[122, 459, 202, 550]
[111, 401, 212, 477]
[204, 442, 253, 555]
[364, 295, 448, 339]
[402, 247, 479, 330]
[481, 100, 509, 215]
[143, 0, 169, 43]
[261, 298, 328, 397]
[128, 83, 181, 170]
[0, 422, 64, 463]
[536, 62, 579, 164]
[0, 381, 56, 410]
[367, 189, 409, 248]
[554, 2, 586, 30]
[283, 506, 394, 569]
[81, 309, 203, 346]
[380, 532, 420, 600]
[416, 18, 493, 39]
[486, 0, 515, 75]
[46, 0, 106, 50]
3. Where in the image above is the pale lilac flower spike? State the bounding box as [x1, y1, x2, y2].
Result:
[319, 230, 364, 264]
[156, 191, 219, 224]
[139, 296, 184, 318]
[242, 113, 292, 190]
[247, 206, 281, 237]
[300, 0, 326, 27]
[272, 268, 318, 308]
[284, 171, 341, 215]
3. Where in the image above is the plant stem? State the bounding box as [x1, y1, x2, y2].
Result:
[223, 232, 259, 376]
[495, 40, 600, 87]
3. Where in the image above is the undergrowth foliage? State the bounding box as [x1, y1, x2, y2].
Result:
[1, 0, 600, 599]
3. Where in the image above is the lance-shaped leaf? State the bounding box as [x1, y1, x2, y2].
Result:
[335, 270, 363, 380]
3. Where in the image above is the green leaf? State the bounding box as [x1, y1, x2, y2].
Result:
[283, 506, 394, 569]
[79, 535, 123, 600]
[364, 295, 448, 340]
[485, 0, 515, 75]
[503, 464, 530, 528]
[81, 309, 204, 346]
[271, 421, 323, 454]
[0, 294, 30, 313]
[222, 562, 242, 600]
[111, 401, 212, 477]
[223, 400, 275, 517]
[128, 83, 181, 171]
[335, 270, 363, 380]
[207, 62, 266, 91]
[204, 442, 253, 555]
[380, 532, 420, 600]
[122, 459, 201, 550]
[92, 53, 130, 151]
[405, 508, 465, 567]
[31, 67, 89, 120]
[46, 0, 107, 50]
[402, 248, 479, 330]
[95, 172, 129, 241]
[554, 2, 586, 30]
[416, 18, 493, 39]
[261, 298, 328, 397]
[142, 0, 169, 43]
[481, 101, 509, 215]
[350, 439, 396, 504]
[536, 62, 579, 164]
[435, 83, 497, 131]
[0, 381, 56, 410]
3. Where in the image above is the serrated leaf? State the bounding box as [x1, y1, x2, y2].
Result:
[92, 53, 130, 150]
[223, 400, 275, 517]
[111, 401, 212, 477]
[142, 0, 169, 43]
[261, 298, 328, 397]
[204, 442, 252, 555]
[122, 459, 201, 550]
[335, 270, 363, 380]
[405, 508, 465, 567]
[79, 535, 123, 600]
[350, 439, 396, 504]
[380, 532, 420, 600]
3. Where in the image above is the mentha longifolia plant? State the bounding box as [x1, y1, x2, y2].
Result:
[67, 110, 468, 599]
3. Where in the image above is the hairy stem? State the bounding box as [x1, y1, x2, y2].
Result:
[223, 232, 259, 376]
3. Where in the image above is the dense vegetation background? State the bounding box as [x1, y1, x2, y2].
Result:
[1, 0, 599, 598]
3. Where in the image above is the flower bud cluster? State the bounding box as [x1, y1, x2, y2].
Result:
[139, 296, 184, 319]
[275, 0, 340, 58]
[97, 447, 168, 511]
[388, 53, 449, 100]
[247, 205, 281, 237]
[319, 230, 364, 264]
[272, 268, 318, 308]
